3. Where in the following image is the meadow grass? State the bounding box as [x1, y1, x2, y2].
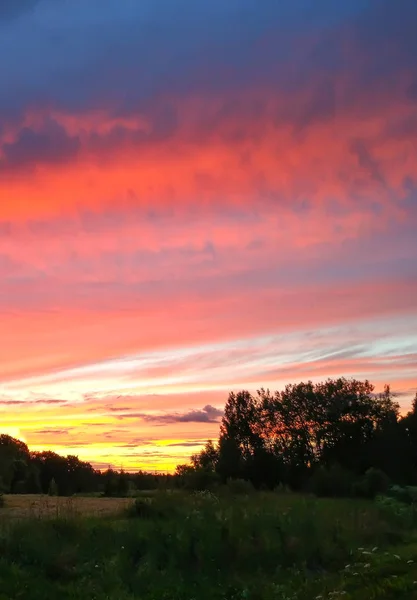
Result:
[1, 491, 417, 599]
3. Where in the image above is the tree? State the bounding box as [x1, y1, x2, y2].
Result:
[185, 378, 407, 491]
[216, 435, 243, 482]
[398, 391, 417, 483]
[258, 382, 319, 488]
[220, 391, 264, 457]
[0, 435, 30, 493]
[191, 440, 218, 471]
[317, 380, 399, 474]
[102, 468, 119, 497]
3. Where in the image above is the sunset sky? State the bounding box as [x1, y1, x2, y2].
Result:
[0, 0, 416, 472]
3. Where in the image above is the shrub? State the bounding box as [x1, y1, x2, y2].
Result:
[309, 465, 354, 498]
[176, 467, 220, 491]
[226, 478, 254, 495]
[376, 495, 417, 528]
[126, 498, 155, 519]
[386, 485, 417, 505]
[353, 468, 390, 499]
[126, 497, 172, 519]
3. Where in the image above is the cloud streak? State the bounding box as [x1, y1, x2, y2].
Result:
[116, 405, 223, 425]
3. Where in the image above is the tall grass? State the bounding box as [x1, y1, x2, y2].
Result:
[0, 491, 417, 599]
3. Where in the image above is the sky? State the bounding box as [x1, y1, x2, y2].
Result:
[0, 0, 416, 472]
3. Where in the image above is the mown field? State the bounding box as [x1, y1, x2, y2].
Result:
[1, 491, 417, 599]
[1, 494, 131, 520]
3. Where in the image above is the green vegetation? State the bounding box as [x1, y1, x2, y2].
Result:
[2, 377, 417, 597]
[2, 379, 417, 500]
[177, 380, 417, 496]
[1, 491, 417, 599]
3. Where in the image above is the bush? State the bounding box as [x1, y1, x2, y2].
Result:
[126, 498, 156, 519]
[376, 495, 417, 528]
[386, 485, 417, 505]
[176, 467, 220, 491]
[126, 496, 172, 520]
[226, 478, 254, 495]
[353, 468, 390, 499]
[309, 465, 354, 498]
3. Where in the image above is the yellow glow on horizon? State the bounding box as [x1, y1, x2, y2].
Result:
[0, 427, 27, 444]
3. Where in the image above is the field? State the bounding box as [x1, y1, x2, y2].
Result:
[1, 491, 417, 599]
[1, 494, 131, 520]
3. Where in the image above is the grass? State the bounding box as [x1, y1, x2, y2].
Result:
[1, 493, 131, 520]
[1, 491, 417, 599]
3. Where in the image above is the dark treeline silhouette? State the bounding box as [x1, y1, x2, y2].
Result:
[0, 437, 174, 496]
[176, 378, 417, 497]
[1, 378, 416, 498]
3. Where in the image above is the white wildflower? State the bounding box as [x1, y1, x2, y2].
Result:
[358, 547, 364, 551]
[344, 565, 350, 569]
[408, 560, 414, 564]
[353, 573, 359, 576]
[394, 554, 401, 560]
[315, 596, 323, 599]
[372, 547, 378, 552]
[364, 563, 370, 568]
[362, 551, 371, 555]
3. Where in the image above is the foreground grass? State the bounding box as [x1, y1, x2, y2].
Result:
[1, 491, 417, 599]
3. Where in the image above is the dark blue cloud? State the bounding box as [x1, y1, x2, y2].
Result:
[0, 119, 80, 171]
[116, 405, 223, 424]
[0, 0, 414, 125]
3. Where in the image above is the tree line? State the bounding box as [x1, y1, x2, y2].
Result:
[1, 378, 416, 498]
[176, 378, 417, 496]
[0, 438, 173, 496]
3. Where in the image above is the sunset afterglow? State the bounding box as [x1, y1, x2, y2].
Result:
[0, 0, 416, 471]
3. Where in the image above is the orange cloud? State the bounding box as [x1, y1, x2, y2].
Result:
[1, 83, 415, 224]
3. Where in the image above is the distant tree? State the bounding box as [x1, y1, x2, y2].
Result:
[191, 440, 218, 471]
[24, 464, 42, 494]
[0, 435, 30, 493]
[175, 463, 218, 490]
[102, 468, 119, 497]
[117, 468, 130, 497]
[31, 451, 69, 495]
[48, 478, 58, 496]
